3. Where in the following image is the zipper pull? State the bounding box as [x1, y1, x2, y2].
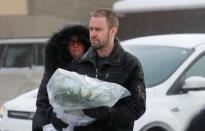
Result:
[95, 68, 98, 78]
[106, 73, 109, 79]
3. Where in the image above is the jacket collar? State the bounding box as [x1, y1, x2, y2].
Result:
[80, 39, 124, 66]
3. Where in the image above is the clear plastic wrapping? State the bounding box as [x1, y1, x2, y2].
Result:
[46, 68, 130, 131]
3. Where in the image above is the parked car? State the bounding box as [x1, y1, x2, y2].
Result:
[0, 89, 37, 131]
[1, 34, 205, 131]
[0, 38, 48, 105]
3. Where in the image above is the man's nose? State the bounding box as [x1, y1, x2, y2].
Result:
[90, 30, 97, 37]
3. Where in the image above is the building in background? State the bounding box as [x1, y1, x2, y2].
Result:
[0, 0, 117, 38]
[113, 0, 205, 40]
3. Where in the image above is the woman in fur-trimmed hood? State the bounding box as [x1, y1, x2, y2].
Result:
[32, 24, 90, 131]
[45, 24, 90, 74]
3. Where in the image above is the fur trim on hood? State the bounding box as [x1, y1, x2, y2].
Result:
[44, 24, 90, 73]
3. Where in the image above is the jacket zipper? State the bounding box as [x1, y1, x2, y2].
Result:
[95, 68, 98, 78]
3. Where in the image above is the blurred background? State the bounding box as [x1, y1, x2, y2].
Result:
[0, 0, 117, 38]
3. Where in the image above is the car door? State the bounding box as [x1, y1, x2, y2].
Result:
[175, 53, 205, 130]
[30, 43, 45, 94]
[0, 43, 41, 105]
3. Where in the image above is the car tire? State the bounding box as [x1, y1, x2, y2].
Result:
[140, 121, 174, 131]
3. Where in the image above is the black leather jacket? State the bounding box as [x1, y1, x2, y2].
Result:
[72, 39, 146, 131]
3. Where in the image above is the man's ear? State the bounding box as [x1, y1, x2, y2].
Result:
[110, 27, 118, 37]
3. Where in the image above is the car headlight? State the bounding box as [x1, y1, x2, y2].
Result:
[0, 105, 5, 118]
[8, 111, 35, 120]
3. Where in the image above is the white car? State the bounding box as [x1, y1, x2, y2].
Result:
[1, 34, 205, 131]
[0, 89, 37, 131]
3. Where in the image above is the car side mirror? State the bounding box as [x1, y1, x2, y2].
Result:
[183, 76, 205, 92]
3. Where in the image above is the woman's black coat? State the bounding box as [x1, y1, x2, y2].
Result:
[32, 25, 90, 131]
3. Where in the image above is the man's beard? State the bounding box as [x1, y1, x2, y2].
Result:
[92, 34, 110, 50]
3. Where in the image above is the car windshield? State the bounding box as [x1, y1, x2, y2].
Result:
[123, 45, 193, 88]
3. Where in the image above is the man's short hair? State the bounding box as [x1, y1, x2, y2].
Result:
[91, 8, 119, 29]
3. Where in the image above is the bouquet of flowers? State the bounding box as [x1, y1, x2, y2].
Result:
[45, 68, 130, 131]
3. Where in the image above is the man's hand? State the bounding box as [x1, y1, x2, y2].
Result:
[83, 106, 111, 120]
[46, 107, 68, 131]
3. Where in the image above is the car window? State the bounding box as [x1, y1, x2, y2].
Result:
[123, 45, 193, 87]
[185, 54, 205, 78]
[0, 45, 4, 67]
[3, 44, 32, 68]
[33, 44, 45, 66]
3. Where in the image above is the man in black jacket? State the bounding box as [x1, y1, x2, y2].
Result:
[41, 8, 146, 131]
[71, 8, 146, 131]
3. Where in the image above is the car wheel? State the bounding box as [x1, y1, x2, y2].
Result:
[147, 126, 167, 131]
[140, 122, 174, 131]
